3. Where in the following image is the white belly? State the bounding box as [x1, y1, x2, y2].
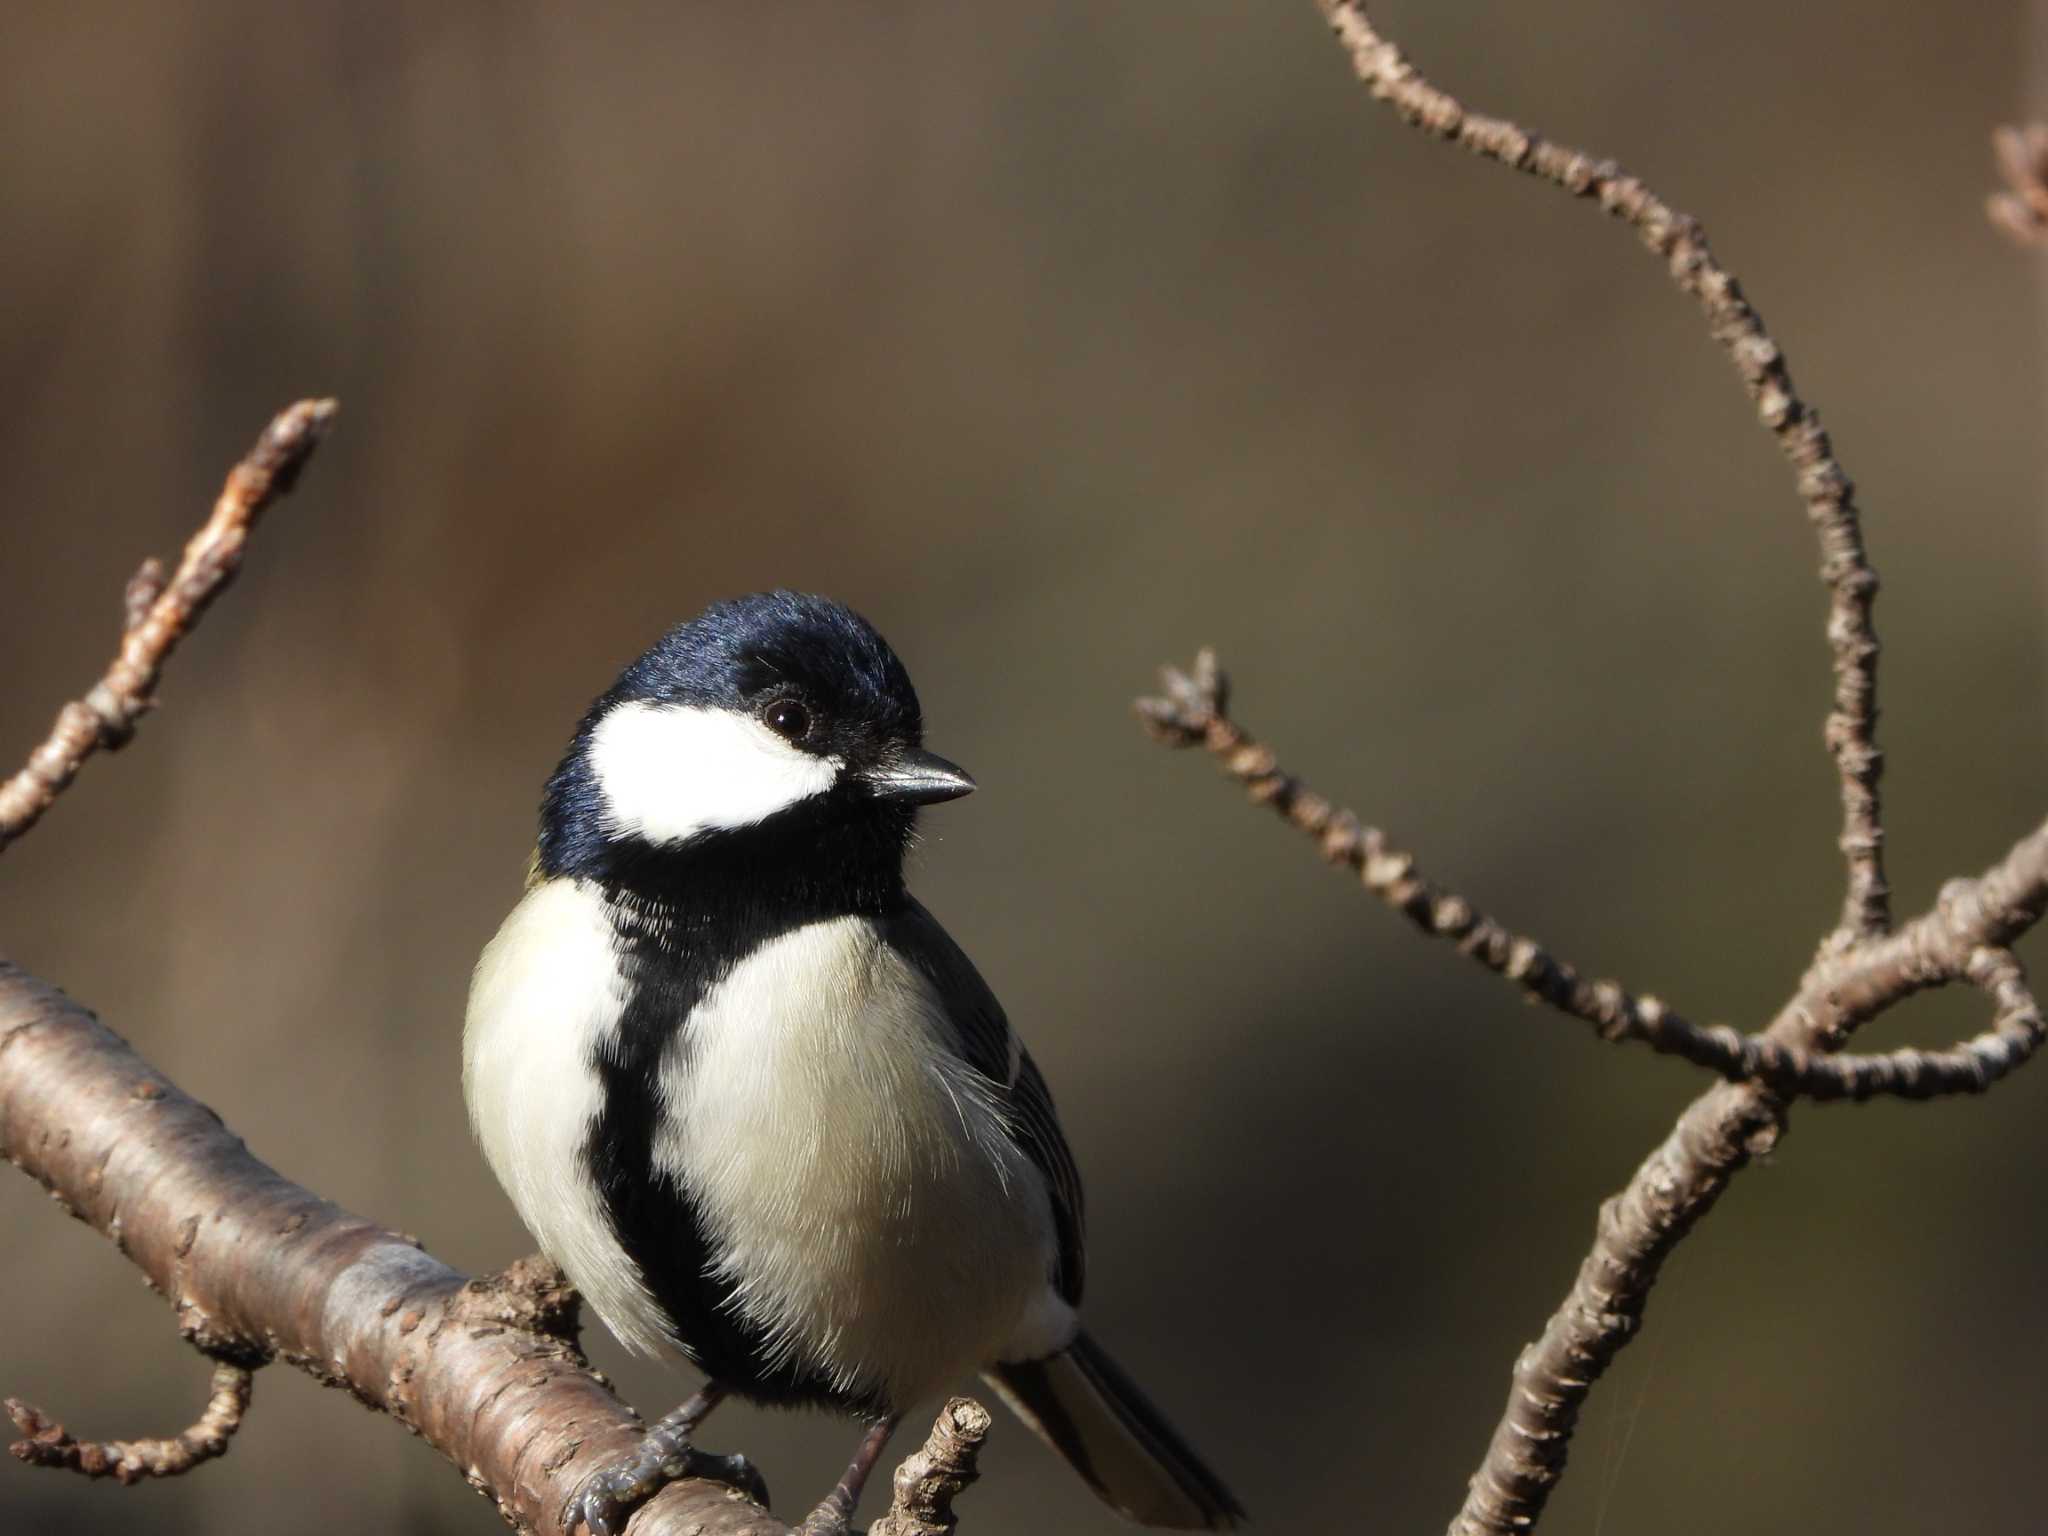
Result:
[464, 880, 1067, 1407]
[655, 916, 1061, 1407]
[462, 877, 677, 1358]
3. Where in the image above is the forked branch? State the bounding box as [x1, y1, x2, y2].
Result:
[1127, 8, 2048, 1535]
[1139, 653, 2046, 1106]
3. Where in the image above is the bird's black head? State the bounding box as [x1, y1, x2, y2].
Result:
[536, 591, 973, 904]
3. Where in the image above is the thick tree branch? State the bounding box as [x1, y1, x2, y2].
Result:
[0, 964, 994, 1532]
[0, 970, 993, 1535]
[0, 961, 793, 1535]
[1314, 0, 1888, 941]
[0, 398, 337, 855]
[0, 967, 993, 1535]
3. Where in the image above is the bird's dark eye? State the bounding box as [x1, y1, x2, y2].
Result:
[761, 699, 812, 743]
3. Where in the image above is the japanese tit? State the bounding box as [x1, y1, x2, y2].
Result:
[463, 591, 1242, 1534]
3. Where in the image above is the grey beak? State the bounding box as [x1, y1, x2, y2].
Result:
[863, 749, 976, 806]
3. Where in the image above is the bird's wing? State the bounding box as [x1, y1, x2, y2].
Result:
[879, 899, 1087, 1305]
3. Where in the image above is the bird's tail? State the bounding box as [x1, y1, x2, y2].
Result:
[983, 1331, 1244, 1530]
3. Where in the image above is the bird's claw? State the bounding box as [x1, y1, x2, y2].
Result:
[563, 1445, 769, 1534]
[696, 1450, 771, 1509]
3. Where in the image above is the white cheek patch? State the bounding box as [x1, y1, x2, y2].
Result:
[587, 699, 841, 844]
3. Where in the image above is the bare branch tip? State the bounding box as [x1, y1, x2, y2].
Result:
[242, 397, 340, 492]
[272, 396, 341, 446]
[944, 1397, 992, 1439]
[869, 1396, 993, 1536]
[1191, 646, 1229, 716]
[1136, 651, 1229, 746]
[1165, 650, 1227, 713]
[1133, 694, 1203, 747]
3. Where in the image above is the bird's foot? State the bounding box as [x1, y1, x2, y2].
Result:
[563, 1430, 770, 1536]
[787, 1414, 899, 1536]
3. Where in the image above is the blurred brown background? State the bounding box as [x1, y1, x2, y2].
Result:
[2, 3, 2044, 1533]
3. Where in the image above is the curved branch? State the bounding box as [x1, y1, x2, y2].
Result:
[7, 1361, 253, 1483]
[1314, 0, 1887, 940]
[0, 398, 336, 854]
[1794, 948, 2043, 1102]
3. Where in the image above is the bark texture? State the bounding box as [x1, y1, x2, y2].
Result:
[0, 960, 790, 1535]
[868, 1400, 991, 1536]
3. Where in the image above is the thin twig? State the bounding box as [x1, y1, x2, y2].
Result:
[1313, 0, 1888, 941]
[867, 1399, 993, 1536]
[1138, 651, 1729, 1057]
[6, 1362, 253, 1484]
[1141, 652, 2048, 1111]
[0, 398, 337, 855]
[1797, 948, 2044, 1102]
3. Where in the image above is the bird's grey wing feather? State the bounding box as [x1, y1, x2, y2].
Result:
[879, 899, 1087, 1304]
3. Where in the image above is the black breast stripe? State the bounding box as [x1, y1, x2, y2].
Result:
[577, 802, 912, 1416]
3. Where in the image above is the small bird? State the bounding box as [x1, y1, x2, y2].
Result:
[464, 591, 1242, 1535]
